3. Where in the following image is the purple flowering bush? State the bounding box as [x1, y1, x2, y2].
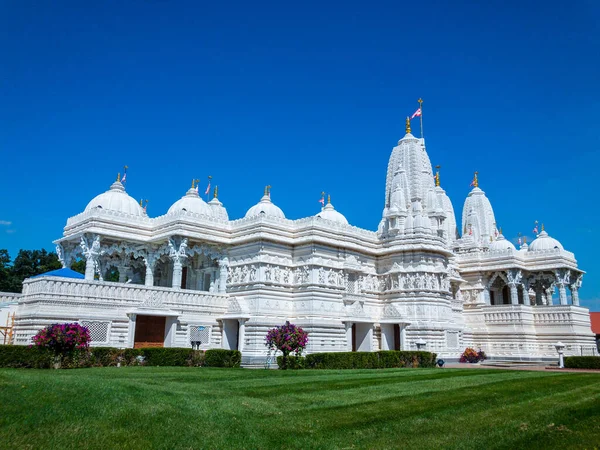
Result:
[32, 323, 91, 367]
[265, 321, 309, 369]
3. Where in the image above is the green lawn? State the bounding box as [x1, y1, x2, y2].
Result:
[1, 367, 599, 449]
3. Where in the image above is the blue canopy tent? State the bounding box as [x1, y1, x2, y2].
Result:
[31, 268, 85, 279]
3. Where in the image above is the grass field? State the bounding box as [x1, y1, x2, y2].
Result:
[1, 367, 599, 449]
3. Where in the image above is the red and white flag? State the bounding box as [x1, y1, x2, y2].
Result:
[411, 108, 422, 119]
[319, 196, 325, 206]
[204, 182, 211, 196]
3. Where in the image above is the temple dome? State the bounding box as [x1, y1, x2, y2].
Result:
[245, 191, 285, 219]
[528, 230, 563, 252]
[316, 199, 348, 225]
[488, 233, 516, 251]
[168, 188, 212, 216]
[208, 196, 229, 221]
[84, 180, 144, 217]
[461, 183, 496, 243]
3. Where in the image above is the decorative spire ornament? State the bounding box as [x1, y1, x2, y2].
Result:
[214, 186, 219, 198]
[327, 194, 331, 205]
[470, 171, 479, 188]
[405, 116, 411, 134]
[434, 165, 441, 187]
[116, 172, 121, 182]
[264, 185, 272, 196]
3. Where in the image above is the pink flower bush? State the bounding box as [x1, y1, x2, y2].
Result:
[32, 323, 90, 356]
[265, 321, 309, 369]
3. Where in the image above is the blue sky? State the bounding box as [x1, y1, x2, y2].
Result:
[1, 1, 599, 308]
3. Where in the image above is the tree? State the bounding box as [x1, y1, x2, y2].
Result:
[265, 321, 309, 369]
[70, 259, 86, 275]
[0, 248, 62, 293]
[12, 249, 62, 281]
[0, 249, 20, 293]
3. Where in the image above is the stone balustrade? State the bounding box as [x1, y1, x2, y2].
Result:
[21, 276, 229, 311]
[0, 292, 21, 304]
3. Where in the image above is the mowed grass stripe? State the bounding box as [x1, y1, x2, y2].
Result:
[1, 367, 599, 449]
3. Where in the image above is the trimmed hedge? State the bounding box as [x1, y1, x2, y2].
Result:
[0, 345, 239, 369]
[564, 356, 600, 370]
[304, 351, 438, 370]
[0, 345, 52, 368]
[276, 355, 306, 369]
[204, 349, 242, 368]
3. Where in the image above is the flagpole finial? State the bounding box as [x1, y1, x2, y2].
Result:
[327, 194, 331, 205]
[214, 186, 218, 198]
[405, 117, 411, 134]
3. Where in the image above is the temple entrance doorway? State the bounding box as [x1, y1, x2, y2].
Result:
[134, 315, 166, 348]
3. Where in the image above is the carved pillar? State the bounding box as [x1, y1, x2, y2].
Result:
[118, 264, 129, 283]
[557, 283, 568, 305]
[80, 234, 101, 281]
[509, 284, 519, 305]
[55, 243, 73, 269]
[483, 286, 491, 305]
[143, 253, 158, 287]
[535, 286, 543, 306]
[168, 237, 188, 289]
[570, 286, 580, 306]
[522, 280, 531, 306]
[238, 318, 246, 352]
[218, 257, 229, 294]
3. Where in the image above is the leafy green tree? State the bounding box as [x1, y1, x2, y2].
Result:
[12, 249, 62, 281]
[70, 259, 86, 275]
[0, 249, 20, 293]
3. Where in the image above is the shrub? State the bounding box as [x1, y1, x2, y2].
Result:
[139, 348, 197, 367]
[0, 345, 52, 368]
[304, 351, 437, 370]
[0, 345, 209, 368]
[265, 321, 309, 369]
[459, 347, 486, 363]
[276, 355, 305, 369]
[32, 323, 91, 368]
[204, 349, 241, 368]
[564, 356, 600, 370]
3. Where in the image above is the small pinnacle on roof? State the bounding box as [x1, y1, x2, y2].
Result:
[435, 165, 441, 187]
[116, 173, 121, 182]
[405, 116, 411, 134]
[327, 194, 331, 205]
[264, 185, 271, 196]
[472, 171, 479, 188]
[542, 223, 545, 231]
[214, 186, 219, 198]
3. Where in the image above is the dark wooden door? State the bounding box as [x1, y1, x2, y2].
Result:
[351, 323, 357, 352]
[393, 324, 401, 350]
[134, 315, 166, 348]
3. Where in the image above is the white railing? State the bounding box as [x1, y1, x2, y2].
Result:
[0, 292, 21, 304]
[21, 276, 229, 311]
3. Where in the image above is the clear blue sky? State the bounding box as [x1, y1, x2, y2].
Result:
[1, 1, 599, 308]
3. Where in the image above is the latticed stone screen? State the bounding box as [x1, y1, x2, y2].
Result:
[81, 321, 110, 344]
[189, 325, 211, 345]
